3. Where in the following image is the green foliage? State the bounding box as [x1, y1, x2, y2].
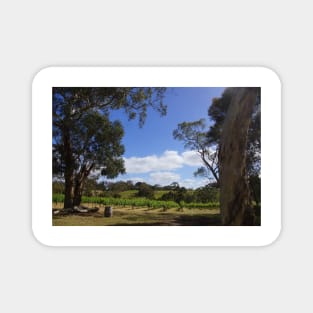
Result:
[173, 119, 208, 151]
[119, 190, 138, 198]
[53, 87, 167, 207]
[106, 181, 134, 193]
[53, 87, 167, 129]
[193, 185, 220, 203]
[173, 87, 261, 187]
[52, 180, 221, 208]
[160, 186, 187, 203]
[52, 194, 219, 210]
[53, 193, 65, 204]
[136, 183, 154, 199]
[173, 119, 219, 183]
[160, 191, 175, 201]
[208, 88, 261, 176]
[160, 184, 219, 204]
[207, 88, 233, 145]
[83, 177, 101, 196]
[153, 190, 169, 199]
[184, 202, 219, 209]
[54, 108, 125, 178]
[52, 181, 64, 194]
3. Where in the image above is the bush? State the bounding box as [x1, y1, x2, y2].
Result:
[136, 183, 154, 199]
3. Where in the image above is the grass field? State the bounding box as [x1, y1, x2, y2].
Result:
[111, 190, 179, 199]
[52, 204, 221, 226]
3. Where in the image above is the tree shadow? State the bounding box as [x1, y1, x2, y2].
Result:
[173, 214, 222, 226]
[106, 222, 171, 226]
[107, 213, 222, 226]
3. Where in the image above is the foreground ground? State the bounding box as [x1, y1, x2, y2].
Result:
[52, 204, 221, 226]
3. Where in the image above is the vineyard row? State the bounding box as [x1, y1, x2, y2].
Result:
[52, 194, 219, 209]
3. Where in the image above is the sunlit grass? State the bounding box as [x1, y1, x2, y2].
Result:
[52, 205, 221, 226]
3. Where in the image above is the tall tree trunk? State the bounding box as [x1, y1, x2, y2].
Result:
[63, 127, 75, 209]
[219, 88, 259, 225]
[64, 171, 74, 209]
[73, 180, 84, 207]
[73, 164, 94, 207]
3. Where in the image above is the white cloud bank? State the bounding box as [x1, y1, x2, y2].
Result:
[181, 151, 203, 166]
[103, 172, 207, 189]
[123, 173, 207, 189]
[124, 150, 202, 174]
[148, 173, 207, 189]
[149, 171, 181, 186]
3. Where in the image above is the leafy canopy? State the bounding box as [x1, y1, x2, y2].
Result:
[53, 87, 167, 180]
[208, 88, 260, 176]
[173, 119, 219, 183]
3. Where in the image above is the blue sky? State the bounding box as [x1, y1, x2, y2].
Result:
[108, 87, 225, 188]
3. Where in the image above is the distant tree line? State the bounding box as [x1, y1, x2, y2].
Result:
[53, 179, 219, 204]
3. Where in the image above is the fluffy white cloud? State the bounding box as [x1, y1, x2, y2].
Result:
[124, 150, 182, 173]
[148, 174, 207, 188]
[126, 177, 145, 183]
[148, 171, 181, 186]
[181, 151, 202, 166]
[103, 173, 207, 188]
[124, 150, 202, 174]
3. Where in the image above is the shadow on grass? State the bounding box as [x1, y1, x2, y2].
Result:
[173, 214, 222, 226]
[108, 213, 222, 226]
[108, 222, 172, 226]
[53, 209, 223, 226]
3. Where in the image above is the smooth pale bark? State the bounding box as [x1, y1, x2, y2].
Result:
[219, 88, 258, 225]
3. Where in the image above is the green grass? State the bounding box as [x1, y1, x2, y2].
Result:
[52, 205, 221, 226]
[154, 190, 170, 199]
[119, 190, 138, 198]
[52, 193, 221, 226]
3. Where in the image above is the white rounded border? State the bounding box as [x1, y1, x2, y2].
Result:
[32, 67, 281, 246]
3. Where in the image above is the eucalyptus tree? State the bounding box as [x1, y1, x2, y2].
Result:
[173, 119, 219, 184]
[173, 87, 260, 225]
[53, 87, 166, 208]
[218, 87, 260, 225]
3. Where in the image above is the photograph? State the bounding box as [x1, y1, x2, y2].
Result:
[52, 86, 261, 226]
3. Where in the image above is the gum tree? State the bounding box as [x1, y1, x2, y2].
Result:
[173, 88, 261, 224]
[173, 119, 220, 184]
[53, 87, 166, 209]
[218, 87, 259, 225]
